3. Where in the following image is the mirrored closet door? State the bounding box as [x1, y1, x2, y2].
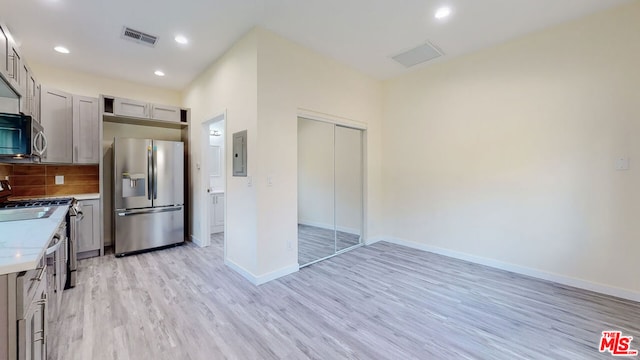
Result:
[297, 117, 363, 267]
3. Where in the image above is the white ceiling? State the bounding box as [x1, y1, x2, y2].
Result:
[1, 0, 631, 90]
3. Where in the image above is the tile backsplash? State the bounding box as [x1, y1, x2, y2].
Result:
[0, 163, 99, 197]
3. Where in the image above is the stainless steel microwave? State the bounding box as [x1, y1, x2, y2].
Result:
[0, 112, 47, 159]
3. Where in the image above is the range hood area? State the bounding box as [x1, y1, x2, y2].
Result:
[0, 75, 20, 114]
[0, 75, 19, 98]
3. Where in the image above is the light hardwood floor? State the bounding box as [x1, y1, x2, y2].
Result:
[50, 235, 640, 360]
[298, 224, 361, 266]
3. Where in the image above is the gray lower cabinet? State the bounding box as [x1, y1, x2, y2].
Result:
[1, 255, 48, 360]
[77, 199, 100, 257]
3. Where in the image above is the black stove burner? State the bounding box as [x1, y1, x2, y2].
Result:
[0, 198, 73, 209]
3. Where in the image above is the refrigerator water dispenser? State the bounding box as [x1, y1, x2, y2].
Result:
[122, 172, 146, 197]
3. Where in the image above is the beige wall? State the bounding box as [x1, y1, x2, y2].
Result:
[182, 28, 382, 280]
[382, 2, 640, 296]
[182, 30, 259, 273]
[29, 61, 181, 105]
[256, 28, 383, 276]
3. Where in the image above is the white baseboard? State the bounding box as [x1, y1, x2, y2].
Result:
[225, 258, 299, 285]
[254, 263, 299, 285]
[364, 236, 385, 246]
[190, 235, 207, 248]
[372, 236, 640, 303]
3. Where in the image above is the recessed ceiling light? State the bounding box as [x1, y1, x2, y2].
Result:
[174, 35, 189, 45]
[435, 6, 452, 19]
[154, 70, 165, 77]
[54, 46, 70, 54]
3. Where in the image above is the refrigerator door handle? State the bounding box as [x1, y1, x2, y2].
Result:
[153, 147, 158, 200]
[117, 206, 183, 217]
[147, 147, 153, 201]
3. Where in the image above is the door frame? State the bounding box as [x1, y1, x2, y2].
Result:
[200, 111, 226, 248]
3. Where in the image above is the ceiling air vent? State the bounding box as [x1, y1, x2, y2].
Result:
[121, 26, 158, 47]
[391, 41, 443, 68]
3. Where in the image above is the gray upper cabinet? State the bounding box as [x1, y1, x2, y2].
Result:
[73, 96, 99, 164]
[18, 61, 28, 99]
[0, 22, 23, 95]
[1, 23, 38, 113]
[0, 26, 8, 78]
[41, 90, 100, 164]
[19, 64, 39, 120]
[150, 103, 181, 122]
[104, 95, 186, 123]
[41, 87, 73, 163]
[113, 97, 149, 118]
[7, 46, 21, 94]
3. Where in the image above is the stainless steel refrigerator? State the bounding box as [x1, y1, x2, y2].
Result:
[113, 138, 184, 256]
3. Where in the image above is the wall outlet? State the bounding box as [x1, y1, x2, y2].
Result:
[267, 176, 273, 186]
[287, 240, 293, 250]
[247, 176, 252, 187]
[55, 175, 64, 185]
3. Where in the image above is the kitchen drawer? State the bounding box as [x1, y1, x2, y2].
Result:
[15, 259, 45, 317]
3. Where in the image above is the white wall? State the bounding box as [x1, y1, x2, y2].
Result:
[382, 2, 640, 296]
[29, 61, 181, 105]
[182, 30, 259, 273]
[255, 28, 383, 276]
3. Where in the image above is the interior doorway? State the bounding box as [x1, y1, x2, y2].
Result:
[297, 117, 364, 267]
[200, 112, 226, 249]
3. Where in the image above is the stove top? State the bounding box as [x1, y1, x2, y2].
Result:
[0, 198, 74, 209]
[0, 180, 76, 209]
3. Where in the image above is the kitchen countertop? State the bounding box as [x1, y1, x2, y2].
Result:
[0, 205, 68, 275]
[72, 193, 100, 200]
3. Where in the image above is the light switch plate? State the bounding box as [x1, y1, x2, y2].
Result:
[55, 175, 64, 185]
[616, 157, 630, 171]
